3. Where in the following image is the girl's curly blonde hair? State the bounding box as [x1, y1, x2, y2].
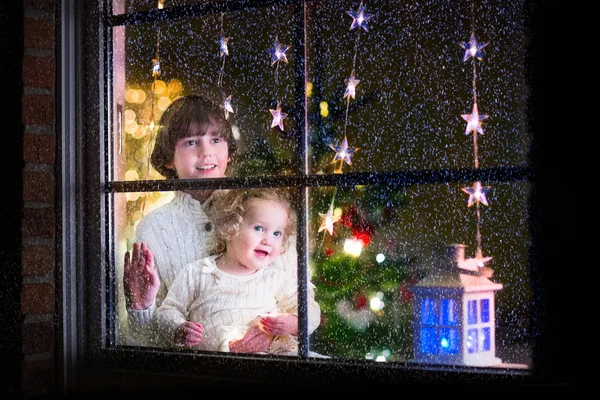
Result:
[209, 188, 297, 255]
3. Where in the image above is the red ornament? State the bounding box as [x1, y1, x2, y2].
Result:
[351, 222, 374, 246]
[354, 290, 368, 310]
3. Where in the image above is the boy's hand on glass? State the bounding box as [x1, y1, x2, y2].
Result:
[229, 324, 273, 353]
[174, 321, 203, 347]
[259, 312, 298, 336]
[123, 242, 160, 310]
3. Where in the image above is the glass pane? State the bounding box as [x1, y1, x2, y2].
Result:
[467, 328, 479, 353]
[441, 298, 458, 326]
[114, 187, 325, 357]
[420, 327, 437, 355]
[440, 328, 459, 355]
[420, 297, 438, 325]
[481, 298, 490, 323]
[482, 327, 491, 351]
[305, 0, 530, 173]
[112, 4, 299, 181]
[468, 299, 478, 325]
[308, 181, 531, 365]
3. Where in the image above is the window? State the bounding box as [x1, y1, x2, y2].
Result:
[67, 0, 561, 389]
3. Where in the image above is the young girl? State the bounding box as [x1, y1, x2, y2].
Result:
[156, 188, 321, 355]
[123, 95, 317, 351]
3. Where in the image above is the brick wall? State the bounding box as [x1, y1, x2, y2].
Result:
[20, 0, 57, 396]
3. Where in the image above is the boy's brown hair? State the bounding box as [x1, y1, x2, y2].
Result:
[210, 188, 297, 255]
[151, 94, 237, 179]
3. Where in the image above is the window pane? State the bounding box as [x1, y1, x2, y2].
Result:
[308, 182, 531, 364]
[467, 328, 479, 354]
[481, 298, 490, 323]
[305, 0, 531, 173]
[441, 298, 458, 326]
[468, 300, 478, 325]
[440, 328, 459, 355]
[112, 4, 300, 181]
[114, 187, 326, 357]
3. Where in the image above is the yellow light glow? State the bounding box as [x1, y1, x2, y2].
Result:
[124, 169, 140, 181]
[125, 88, 136, 103]
[168, 79, 182, 95]
[333, 207, 343, 217]
[123, 109, 136, 121]
[152, 79, 167, 95]
[157, 96, 172, 111]
[343, 238, 363, 257]
[319, 101, 329, 118]
[369, 296, 384, 312]
[124, 119, 139, 135]
[306, 81, 313, 97]
[130, 89, 146, 104]
[131, 125, 147, 139]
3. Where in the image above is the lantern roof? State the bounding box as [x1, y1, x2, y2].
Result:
[412, 244, 503, 292]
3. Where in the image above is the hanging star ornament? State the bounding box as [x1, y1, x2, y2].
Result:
[461, 181, 492, 207]
[344, 75, 360, 99]
[347, 1, 373, 32]
[269, 102, 288, 131]
[223, 95, 234, 120]
[460, 31, 488, 62]
[318, 206, 341, 236]
[151, 58, 161, 77]
[329, 135, 358, 173]
[219, 36, 229, 57]
[269, 40, 290, 66]
[461, 102, 488, 136]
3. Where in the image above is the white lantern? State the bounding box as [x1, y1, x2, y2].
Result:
[409, 244, 503, 366]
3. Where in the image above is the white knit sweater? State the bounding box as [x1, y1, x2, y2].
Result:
[125, 191, 318, 348]
[157, 255, 321, 354]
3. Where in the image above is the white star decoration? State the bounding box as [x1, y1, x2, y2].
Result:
[461, 102, 488, 136]
[269, 102, 288, 131]
[344, 75, 360, 99]
[223, 95, 234, 120]
[151, 58, 161, 77]
[329, 135, 358, 171]
[460, 31, 488, 62]
[347, 2, 373, 32]
[269, 40, 290, 66]
[461, 181, 492, 207]
[318, 206, 340, 236]
[220, 37, 229, 57]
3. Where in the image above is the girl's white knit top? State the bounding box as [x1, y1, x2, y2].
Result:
[156, 254, 321, 353]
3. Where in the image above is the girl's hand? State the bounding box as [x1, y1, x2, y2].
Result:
[259, 313, 298, 336]
[123, 242, 160, 310]
[229, 324, 273, 353]
[174, 321, 203, 347]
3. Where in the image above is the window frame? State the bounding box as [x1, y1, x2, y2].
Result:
[61, 0, 566, 390]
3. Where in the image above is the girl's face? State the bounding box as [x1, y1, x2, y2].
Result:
[226, 198, 289, 274]
[167, 119, 229, 180]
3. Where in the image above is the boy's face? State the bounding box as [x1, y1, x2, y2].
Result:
[227, 198, 288, 273]
[167, 119, 229, 180]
